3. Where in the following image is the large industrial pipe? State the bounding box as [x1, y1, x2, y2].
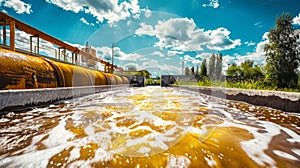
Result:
[0, 48, 58, 89]
[0, 48, 128, 89]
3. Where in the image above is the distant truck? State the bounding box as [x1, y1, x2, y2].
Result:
[160, 75, 176, 87]
[127, 75, 146, 87]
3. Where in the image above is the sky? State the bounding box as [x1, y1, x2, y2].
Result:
[1, 0, 300, 76]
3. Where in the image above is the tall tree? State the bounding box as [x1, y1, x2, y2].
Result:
[215, 53, 223, 80]
[195, 66, 199, 76]
[264, 13, 300, 88]
[200, 59, 207, 77]
[191, 66, 195, 75]
[184, 67, 190, 76]
[208, 53, 216, 80]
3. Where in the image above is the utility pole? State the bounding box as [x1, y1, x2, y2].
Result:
[181, 61, 184, 75]
[111, 42, 114, 73]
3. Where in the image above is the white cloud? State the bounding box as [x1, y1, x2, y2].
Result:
[117, 52, 143, 61]
[150, 51, 164, 57]
[135, 23, 156, 36]
[262, 32, 269, 40]
[143, 7, 152, 18]
[244, 41, 256, 46]
[223, 55, 235, 66]
[184, 55, 202, 65]
[195, 32, 268, 73]
[154, 18, 210, 51]
[96, 46, 144, 61]
[293, 13, 300, 25]
[95, 46, 112, 60]
[195, 52, 212, 60]
[1, 0, 32, 14]
[80, 17, 94, 26]
[123, 60, 181, 75]
[135, 18, 241, 52]
[231, 33, 269, 66]
[167, 50, 184, 56]
[254, 21, 263, 28]
[202, 0, 219, 8]
[45, 0, 142, 25]
[207, 27, 241, 50]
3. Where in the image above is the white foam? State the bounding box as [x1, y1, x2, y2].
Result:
[220, 120, 279, 167]
[43, 117, 75, 148]
[138, 147, 151, 154]
[273, 150, 298, 161]
[166, 155, 191, 168]
[292, 149, 300, 156]
[204, 156, 217, 167]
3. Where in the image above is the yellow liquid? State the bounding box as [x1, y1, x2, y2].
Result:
[0, 86, 299, 167]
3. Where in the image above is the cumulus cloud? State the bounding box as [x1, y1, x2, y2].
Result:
[80, 17, 94, 26]
[96, 46, 144, 61]
[206, 27, 241, 50]
[135, 23, 156, 36]
[202, 0, 219, 8]
[45, 0, 142, 25]
[142, 7, 152, 18]
[1, 0, 32, 14]
[135, 18, 241, 52]
[150, 51, 164, 57]
[167, 50, 184, 56]
[184, 55, 202, 65]
[195, 52, 212, 60]
[195, 32, 268, 72]
[123, 60, 181, 75]
[223, 55, 235, 66]
[293, 13, 300, 25]
[232, 32, 269, 66]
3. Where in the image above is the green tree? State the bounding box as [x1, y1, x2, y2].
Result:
[215, 53, 223, 80]
[227, 63, 242, 77]
[240, 60, 254, 79]
[227, 61, 264, 81]
[185, 67, 190, 76]
[208, 53, 216, 80]
[200, 59, 207, 77]
[264, 13, 300, 88]
[191, 66, 195, 75]
[137, 70, 151, 78]
[195, 66, 199, 76]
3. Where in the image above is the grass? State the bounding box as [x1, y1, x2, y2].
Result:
[176, 79, 300, 93]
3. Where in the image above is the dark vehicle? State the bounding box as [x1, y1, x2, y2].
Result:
[127, 75, 146, 87]
[160, 75, 176, 87]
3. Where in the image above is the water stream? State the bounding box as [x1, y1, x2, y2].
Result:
[0, 86, 299, 167]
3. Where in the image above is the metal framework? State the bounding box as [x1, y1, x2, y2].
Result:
[0, 12, 123, 72]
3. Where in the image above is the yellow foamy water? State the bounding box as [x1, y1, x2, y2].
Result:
[0, 86, 299, 167]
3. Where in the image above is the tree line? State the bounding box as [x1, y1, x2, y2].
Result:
[184, 13, 300, 89]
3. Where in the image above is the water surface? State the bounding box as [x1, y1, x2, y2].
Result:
[0, 86, 299, 167]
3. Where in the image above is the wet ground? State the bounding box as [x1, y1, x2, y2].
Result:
[0, 86, 299, 168]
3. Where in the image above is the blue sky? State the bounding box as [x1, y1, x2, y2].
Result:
[1, 0, 300, 76]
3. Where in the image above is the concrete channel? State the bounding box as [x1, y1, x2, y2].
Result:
[173, 85, 300, 113]
[0, 85, 128, 112]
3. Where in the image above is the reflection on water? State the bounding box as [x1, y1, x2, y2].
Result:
[0, 86, 299, 168]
